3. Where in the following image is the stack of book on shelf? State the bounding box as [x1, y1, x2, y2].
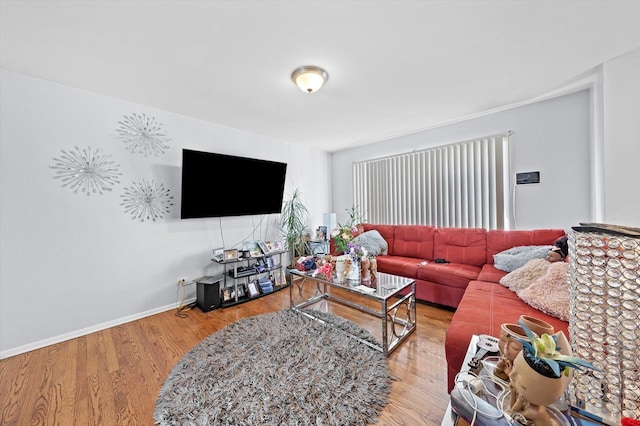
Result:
[258, 277, 273, 293]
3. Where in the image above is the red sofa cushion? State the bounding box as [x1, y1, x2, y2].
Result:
[391, 225, 435, 259]
[433, 228, 487, 266]
[477, 264, 508, 283]
[485, 229, 566, 264]
[416, 263, 481, 290]
[374, 255, 422, 278]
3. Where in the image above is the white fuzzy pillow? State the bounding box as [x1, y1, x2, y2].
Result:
[493, 245, 552, 272]
[354, 230, 388, 256]
[499, 258, 550, 293]
[518, 262, 570, 321]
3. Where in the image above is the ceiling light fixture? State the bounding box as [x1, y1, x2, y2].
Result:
[291, 66, 329, 93]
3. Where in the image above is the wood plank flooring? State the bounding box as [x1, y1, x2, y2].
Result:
[0, 286, 455, 426]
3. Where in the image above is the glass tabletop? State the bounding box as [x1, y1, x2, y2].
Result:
[289, 269, 414, 300]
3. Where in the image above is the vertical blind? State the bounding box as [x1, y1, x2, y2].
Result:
[353, 132, 512, 229]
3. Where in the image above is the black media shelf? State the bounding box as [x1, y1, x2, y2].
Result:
[211, 248, 288, 309]
[219, 283, 289, 308]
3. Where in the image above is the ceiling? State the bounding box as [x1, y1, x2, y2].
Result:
[2, 1, 639, 153]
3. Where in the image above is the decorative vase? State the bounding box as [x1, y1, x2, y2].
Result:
[495, 323, 528, 381]
[361, 256, 371, 281]
[518, 315, 554, 337]
[346, 259, 361, 281]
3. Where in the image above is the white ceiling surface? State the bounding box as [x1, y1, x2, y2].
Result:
[2, 1, 639, 153]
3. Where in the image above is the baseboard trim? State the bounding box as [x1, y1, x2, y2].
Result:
[0, 297, 197, 360]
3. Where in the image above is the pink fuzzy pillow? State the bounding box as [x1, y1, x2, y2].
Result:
[517, 262, 570, 321]
[499, 258, 550, 293]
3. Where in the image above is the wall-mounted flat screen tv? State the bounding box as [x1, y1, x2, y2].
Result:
[180, 149, 287, 219]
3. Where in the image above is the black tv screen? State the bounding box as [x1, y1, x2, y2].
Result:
[180, 149, 287, 219]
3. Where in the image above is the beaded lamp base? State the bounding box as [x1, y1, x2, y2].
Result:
[568, 224, 640, 423]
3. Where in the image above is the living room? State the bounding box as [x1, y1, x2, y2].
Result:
[1, 1, 639, 424]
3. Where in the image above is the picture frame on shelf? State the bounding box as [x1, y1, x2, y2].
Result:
[265, 241, 276, 252]
[272, 241, 283, 251]
[247, 281, 260, 298]
[265, 256, 275, 268]
[236, 283, 247, 299]
[241, 241, 261, 258]
[272, 270, 286, 287]
[316, 226, 328, 241]
[224, 248, 239, 261]
[257, 241, 270, 255]
[212, 247, 225, 262]
[255, 257, 267, 273]
[222, 287, 232, 302]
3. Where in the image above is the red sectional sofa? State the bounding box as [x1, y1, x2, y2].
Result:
[351, 224, 570, 393]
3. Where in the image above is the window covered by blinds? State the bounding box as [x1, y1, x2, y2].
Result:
[353, 132, 512, 229]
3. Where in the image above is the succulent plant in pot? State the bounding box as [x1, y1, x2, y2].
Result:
[515, 321, 600, 379]
[507, 321, 601, 425]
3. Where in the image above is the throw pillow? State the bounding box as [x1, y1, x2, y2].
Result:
[517, 262, 570, 321]
[353, 230, 388, 256]
[499, 258, 550, 293]
[493, 245, 552, 272]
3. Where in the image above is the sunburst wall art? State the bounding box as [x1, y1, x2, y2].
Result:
[116, 113, 171, 157]
[120, 179, 173, 222]
[50, 146, 122, 196]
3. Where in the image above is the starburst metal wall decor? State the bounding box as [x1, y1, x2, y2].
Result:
[116, 113, 171, 157]
[120, 179, 173, 222]
[50, 146, 122, 196]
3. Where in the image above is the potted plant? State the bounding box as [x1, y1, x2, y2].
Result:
[278, 187, 309, 268]
[331, 205, 364, 253]
[515, 321, 599, 380]
[508, 321, 600, 424]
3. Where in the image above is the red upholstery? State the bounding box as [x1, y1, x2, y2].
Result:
[416, 263, 481, 290]
[331, 224, 565, 309]
[414, 279, 466, 308]
[477, 264, 508, 283]
[445, 281, 569, 393]
[391, 225, 435, 259]
[374, 255, 423, 278]
[433, 227, 487, 266]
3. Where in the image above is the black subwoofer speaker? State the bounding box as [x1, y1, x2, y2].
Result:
[196, 275, 223, 312]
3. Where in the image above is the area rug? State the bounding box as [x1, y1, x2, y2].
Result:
[154, 308, 391, 425]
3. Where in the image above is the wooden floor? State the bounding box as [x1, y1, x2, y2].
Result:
[0, 286, 455, 426]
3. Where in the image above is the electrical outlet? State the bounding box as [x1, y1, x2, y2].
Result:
[177, 277, 187, 285]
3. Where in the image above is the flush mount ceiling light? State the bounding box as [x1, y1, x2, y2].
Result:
[291, 66, 329, 93]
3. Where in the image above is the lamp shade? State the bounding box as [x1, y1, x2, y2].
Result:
[291, 66, 328, 93]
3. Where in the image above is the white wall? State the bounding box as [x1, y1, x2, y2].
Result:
[603, 48, 640, 227]
[330, 90, 592, 231]
[331, 49, 640, 230]
[0, 69, 331, 357]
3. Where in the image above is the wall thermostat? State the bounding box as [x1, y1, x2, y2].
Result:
[516, 171, 540, 185]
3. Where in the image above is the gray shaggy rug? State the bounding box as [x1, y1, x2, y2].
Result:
[154, 308, 391, 426]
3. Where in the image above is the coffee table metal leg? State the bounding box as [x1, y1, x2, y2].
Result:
[384, 282, 416, 355]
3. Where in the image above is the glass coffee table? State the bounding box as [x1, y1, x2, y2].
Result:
[289, 269, 416, 356]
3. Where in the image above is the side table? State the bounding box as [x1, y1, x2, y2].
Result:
[441, 336, 614, 426]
